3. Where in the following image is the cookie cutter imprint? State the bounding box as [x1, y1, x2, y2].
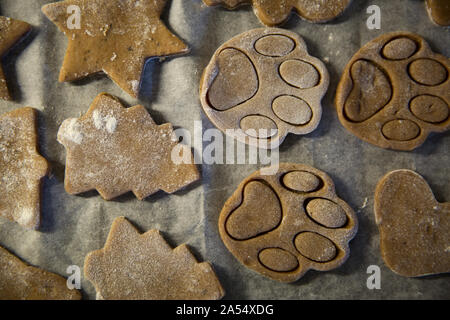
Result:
[336, 32, 450, 151]
[200, 28, 330, 149]
[218, 163, 358, 282]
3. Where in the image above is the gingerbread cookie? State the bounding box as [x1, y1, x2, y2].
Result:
[0, 108, 49, 229]
[84, 216, 225, 300]
[374, 170, 450, 277]
[57, 93, 199, 200]
[426, 0, 450, 26]
[0, 245, 81, 300]
[0, 16, 31, 100]
[219, 163, 358, 282]
[202, 0, 352, 26]
[42, 0, 188, 98]
[200, 28, 329, 149]
[336, 32, 450, 151]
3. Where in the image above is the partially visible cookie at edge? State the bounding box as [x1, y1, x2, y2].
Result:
[0, 245, 81, 300]
[335, 31, 450, 151]
[84, 216, 225, 300]
[426, 0, 450, 26]
[374, 169, 450, 277]
[0, 107, 49, 229]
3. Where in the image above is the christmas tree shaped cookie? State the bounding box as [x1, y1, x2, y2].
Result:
[42, 0, 188, 97]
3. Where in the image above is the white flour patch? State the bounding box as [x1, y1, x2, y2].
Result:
[93, 109, 117, 133]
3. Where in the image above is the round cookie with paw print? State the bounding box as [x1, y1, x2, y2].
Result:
[200, 28, 329, 149]
[218, 163, 358, 282]
[336, 31, 450, 151]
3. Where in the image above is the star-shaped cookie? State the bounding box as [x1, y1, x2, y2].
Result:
[426, 0, 450, 26]
[0, 16, 31, 100]
[0, 107, 49, 229]
[42, 0, 188, 97]
[0, 245, 81, 300]
[57, 93, 199, 200]
[203, 0, 353, 26]
[84, 216, 225, 300]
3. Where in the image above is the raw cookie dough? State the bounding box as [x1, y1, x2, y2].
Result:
[200, 28, 329, 149]
[219, 163, 358, 282]
[0, 245, 81, 300]
[202, 0, 352, 26]
[335, 32, 450, 151]
[57, 92, 199, 201]
[42, 0, 188, 98]
[84, 216, 225, 300]
[426, 0, 450, 26]
[0, 107, 49, 230]
[374, 169, 450, 277]
[0, 16, 31, 100]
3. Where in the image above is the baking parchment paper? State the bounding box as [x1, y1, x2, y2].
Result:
[0, 0, 449, 299]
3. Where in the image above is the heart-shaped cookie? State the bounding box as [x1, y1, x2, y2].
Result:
[374, 169, 450, 277]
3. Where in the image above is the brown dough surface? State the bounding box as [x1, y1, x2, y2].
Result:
[218, 163, 358, 282]
[200, 28, 329, 149]
[84, 216, 225, 300]
[57, 93, 199, 201]
[0, 16, 31, 100]
[335, 32, 450, 151]
[374, 170, 450, 277]
[426, 0, 450, 26]
[203, 0, 352, 26]
[0, 245, 81, 300]
[42, 0, 188, 98]
[0, 107, 49, 229]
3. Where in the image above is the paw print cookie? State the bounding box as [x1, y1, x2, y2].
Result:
[42, 0, 188, 98]
[375, 170, 450, 277]
[218, 163, 358, 282]
[200, 28, 329, 149]
[426, 0, 450, 26]
[336, 32, 450, 151]
[202, 0, 353, 26]
[84, 217, 225, 300]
